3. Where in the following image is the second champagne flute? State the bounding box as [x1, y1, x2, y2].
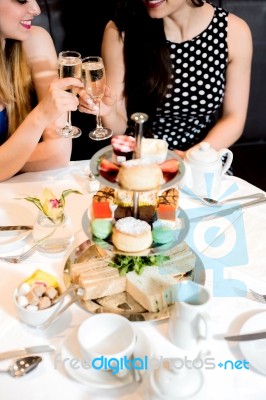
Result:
[82, 56, 113, 141]
[58, 50, 82, 139]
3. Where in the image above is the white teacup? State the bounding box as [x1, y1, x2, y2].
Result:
[77, 313, 136, 375]
[168, 281, 211, 350]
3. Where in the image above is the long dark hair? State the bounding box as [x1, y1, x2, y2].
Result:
[113, 0, 204, 129]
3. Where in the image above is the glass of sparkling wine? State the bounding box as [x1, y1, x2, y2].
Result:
[57, 50, 82, 138]
[82, 56, 113, 141]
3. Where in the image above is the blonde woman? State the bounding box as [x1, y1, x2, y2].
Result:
[0, 0, 83, 182]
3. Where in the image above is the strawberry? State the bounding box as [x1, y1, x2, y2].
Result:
[159, 159, 179, 173]
[99, 158, 120, 172]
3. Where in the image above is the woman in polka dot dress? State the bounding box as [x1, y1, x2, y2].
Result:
[79, 0, 252, 161]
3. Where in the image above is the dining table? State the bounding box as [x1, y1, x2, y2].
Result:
[0, 159, 266, 400]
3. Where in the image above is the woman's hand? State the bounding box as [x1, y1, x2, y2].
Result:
[173, 149, 186, 159]
[77, 85, 116, 116]
[37, 77, 84, 124]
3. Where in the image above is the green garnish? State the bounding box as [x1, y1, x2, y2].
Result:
[109, 254, 170, 276]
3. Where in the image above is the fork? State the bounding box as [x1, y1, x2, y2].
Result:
[248, 288, 266, 303]
[0, 245, 37, 264]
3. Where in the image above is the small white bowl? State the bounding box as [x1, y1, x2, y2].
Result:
[13, 288, 61, 327]
[140, 138, 168, 164]
[77, 313, 136, 370]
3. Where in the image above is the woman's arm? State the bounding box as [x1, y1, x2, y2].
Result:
[78, 21, 128, 135]
[0, 77, 83, 182]
[0, 26, 84, 181]
[20, 26, 74, 171]
[199, 13, 253, 150]
[101, 21, 128, 134]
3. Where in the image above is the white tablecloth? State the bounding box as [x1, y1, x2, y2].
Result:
[0, 160, 266, 400]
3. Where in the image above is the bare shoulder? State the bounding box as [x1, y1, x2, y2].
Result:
[101, 20, 125, 99]
[103, 20, 121, 44]
[227, 13, 252, 60]
[22, 26, 58, 92]
[102, 20, 123, 59]
[22, 25, 57, 60]
[227, 13, 252, 43]
[29, 25, 52, 39]
[24, 25, 54, 47]
[104, 20, 119, 34]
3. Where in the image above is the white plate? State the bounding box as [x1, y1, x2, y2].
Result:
[239, 311, 266, 375]
[90, 145, 185, 191]
[61, 325, 152, 388]
[0, 202, 34, 252]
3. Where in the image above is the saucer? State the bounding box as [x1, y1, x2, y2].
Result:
[0, 203, 34, 252]
[149, 368, 205, 400]
[60, 325, 152, 388]
[239, 311, 266, 375]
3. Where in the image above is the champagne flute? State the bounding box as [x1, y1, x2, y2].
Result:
[57, 50, 82, 138]
[82, 56, 113, 141]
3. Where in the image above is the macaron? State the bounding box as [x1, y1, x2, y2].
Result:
[91, 219, 113, 240]
[152, 220, 175, 244]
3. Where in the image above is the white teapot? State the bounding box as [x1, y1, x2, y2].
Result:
[180, 142, 233, 198]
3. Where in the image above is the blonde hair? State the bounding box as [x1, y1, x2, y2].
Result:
[0, 39, 32, 136]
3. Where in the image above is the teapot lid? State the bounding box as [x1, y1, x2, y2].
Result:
[187, 142, 219, 164]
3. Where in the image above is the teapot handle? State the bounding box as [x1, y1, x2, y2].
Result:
[219, 148, 233, 175]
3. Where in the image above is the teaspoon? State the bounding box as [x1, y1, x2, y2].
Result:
[201, 192, 265, 207]
[0, 356, 42, 377]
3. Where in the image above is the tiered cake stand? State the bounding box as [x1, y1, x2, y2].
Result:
[63, 114, 205, 321]
[90, 113, 185, 219]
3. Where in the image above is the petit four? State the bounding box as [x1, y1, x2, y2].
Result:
[91, 219, 113, 239]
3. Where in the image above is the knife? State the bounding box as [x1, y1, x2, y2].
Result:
[191, 197, 266, 222]
[0, 226, 33, 231]
[225, 332, 266, 341]
[0, 344, 55, 360]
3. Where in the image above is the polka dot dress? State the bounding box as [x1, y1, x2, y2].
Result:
[152, 5, 229, 151]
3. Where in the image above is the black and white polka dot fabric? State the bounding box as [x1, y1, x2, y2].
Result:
[152, 5, 229, 151]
